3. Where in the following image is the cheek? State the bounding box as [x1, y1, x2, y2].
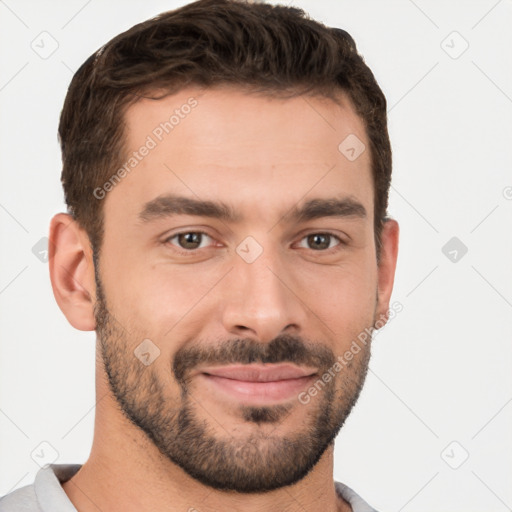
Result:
[108, 260, 225, 337]
[292, 257, 378, 337]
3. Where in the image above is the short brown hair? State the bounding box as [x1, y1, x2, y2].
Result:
[59, 0, 391, 258]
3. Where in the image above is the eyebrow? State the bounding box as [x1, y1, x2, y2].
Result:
[137, 194, 367, 224]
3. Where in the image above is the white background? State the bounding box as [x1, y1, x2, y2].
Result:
[1, 1, 511, 511]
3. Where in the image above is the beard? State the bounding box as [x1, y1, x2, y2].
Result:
[93, 263, 375, 493]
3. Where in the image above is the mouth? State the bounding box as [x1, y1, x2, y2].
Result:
[197, 363, 318, 404]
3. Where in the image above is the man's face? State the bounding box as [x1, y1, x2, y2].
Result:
[94, 86, 386, 492]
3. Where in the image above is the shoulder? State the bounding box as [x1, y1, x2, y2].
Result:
[335, 480, 380, 512]
[0, 464, 81, 512]
[0, 484, 40, 512]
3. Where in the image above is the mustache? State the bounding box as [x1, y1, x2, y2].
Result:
[172, 334, 336, 385]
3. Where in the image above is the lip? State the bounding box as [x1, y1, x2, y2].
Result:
[201, 363, 317, 381]
[198, 364, 318, 404]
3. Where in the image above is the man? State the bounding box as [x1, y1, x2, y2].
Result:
[0, 0, 398, 510]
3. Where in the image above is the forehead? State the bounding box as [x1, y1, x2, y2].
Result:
[107, 86, 373, 222]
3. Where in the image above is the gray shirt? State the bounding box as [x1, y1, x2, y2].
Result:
[0, 464, 379, 512]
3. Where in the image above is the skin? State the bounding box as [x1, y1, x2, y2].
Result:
[49, 86, 399, 512]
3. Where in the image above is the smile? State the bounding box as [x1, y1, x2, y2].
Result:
[198, 363, 318, 404]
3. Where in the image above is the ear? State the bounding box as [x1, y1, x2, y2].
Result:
[48, 213, 97, 331]
[375, 219, 399, 327]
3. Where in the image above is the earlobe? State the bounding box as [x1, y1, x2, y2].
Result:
[375, 219, 399, 327]
[48, 213, 97, 331]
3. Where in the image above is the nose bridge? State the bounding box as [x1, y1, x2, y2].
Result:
[221, 239, 304, 342]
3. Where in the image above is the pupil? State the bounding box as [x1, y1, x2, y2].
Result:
[308, 234, 329, 250]
[179, 232, 201, 249]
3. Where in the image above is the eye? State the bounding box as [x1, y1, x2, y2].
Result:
[297, 233, 343, 251]
[165, 231, 214, 250]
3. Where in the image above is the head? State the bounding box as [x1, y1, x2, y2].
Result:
[50, 0, 398, 494]
[59, 0, 392, 259]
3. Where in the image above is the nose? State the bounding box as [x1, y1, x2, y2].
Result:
[220, 245, 307, 343]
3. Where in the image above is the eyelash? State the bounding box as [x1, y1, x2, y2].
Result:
[163, 230, 346, 255]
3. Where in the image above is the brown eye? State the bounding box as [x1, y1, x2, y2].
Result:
[167, 232, 212, 250]
[298, 233, 342, 251]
